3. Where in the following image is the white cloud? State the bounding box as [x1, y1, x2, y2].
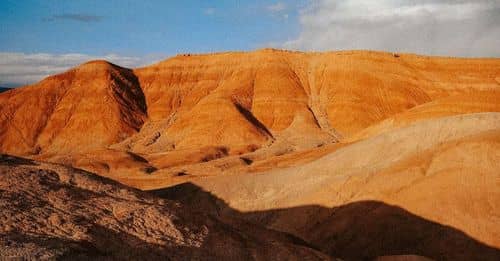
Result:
[204, 8, 216, 15]
[266, 2, 289, 21]
[283, 0, 500, 57]
[0, 52, 156, 87]
[267, 2, 287, 12]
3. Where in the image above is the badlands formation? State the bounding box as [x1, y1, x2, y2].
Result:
[1, 49, 499, 260]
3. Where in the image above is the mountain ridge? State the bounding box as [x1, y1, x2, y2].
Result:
[2, 49, 499, 158]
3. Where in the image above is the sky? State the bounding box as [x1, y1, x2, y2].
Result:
[1, 0, 499, 87]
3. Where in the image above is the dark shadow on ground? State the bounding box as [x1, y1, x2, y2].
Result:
[2, 154, 499, 260]
[0, 154, 38, 166]
[1, 156, 329, 260]
[151, 182, 500, 261]
[0, 226, 193, 260]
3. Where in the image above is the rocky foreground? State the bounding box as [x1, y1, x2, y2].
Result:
[0, 154, 331, 260]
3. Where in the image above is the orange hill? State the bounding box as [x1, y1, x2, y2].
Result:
[1, 49, 499, 159]
[1, 49, 499, 260]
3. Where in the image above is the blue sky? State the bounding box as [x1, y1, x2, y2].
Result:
[1, 0, 499, 87]
[0, 0, 303, 56]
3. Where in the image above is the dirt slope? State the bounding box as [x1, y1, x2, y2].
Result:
[0, 154, 331, 260]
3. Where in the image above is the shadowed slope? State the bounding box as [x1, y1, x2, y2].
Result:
[0, 154, 331, 260]
[10, 154, 491, 260]
[155, 183, 500, 261]
[155, 113, 500, 260]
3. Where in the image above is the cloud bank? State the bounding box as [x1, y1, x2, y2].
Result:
[283, 0, 500, 57]
[0, 53, 155, 87]
[44, 13, 104, 23]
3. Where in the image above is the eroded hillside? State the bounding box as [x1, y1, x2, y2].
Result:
[1, 49, 499, 260]
[1, 50, 499, 186]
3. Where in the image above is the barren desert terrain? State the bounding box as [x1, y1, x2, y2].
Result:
[1, 49, 499, 260]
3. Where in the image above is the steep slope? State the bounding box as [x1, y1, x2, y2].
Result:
[126, 50, 332, 155]
[0, 154, 330, 260]
[305, 51, 499, 135]
[127, 50, 500, 154]
[0, 61, 146, 155]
